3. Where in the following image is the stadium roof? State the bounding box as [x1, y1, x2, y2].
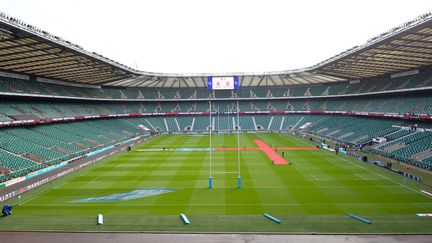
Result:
[0, 11, 431, 88]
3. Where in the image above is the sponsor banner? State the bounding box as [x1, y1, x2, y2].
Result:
[164, 112, 180, 116]
[0, 119, 36, 127]
[52, 117, 75, 122]
[127, 113, 143, 117]
[321, 143, 329, 149]
[368, 113, 385, 117]
[178, 112, 205, 115]
[391, 69, 419, 78]
[310, 110, 324, 114]
[419, 115, 432, 120]
[25, 162, 68, 180]
[1, 110, 432, 129]
[269, 111, 285, 115]
[87, 145, 114, 157]
[384, 113, 400, 118]
[4, 177, 25, 187]
[339, 149, 348, 155]
[403, 172, 421, 183]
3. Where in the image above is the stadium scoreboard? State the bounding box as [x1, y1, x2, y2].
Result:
[207, 76, 239, 90]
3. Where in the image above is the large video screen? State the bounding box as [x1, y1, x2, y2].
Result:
[207, 76, 239, 90]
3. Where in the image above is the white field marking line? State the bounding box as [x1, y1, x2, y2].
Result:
[21, 169, 94, 205]
[168, 185, 403, 189]
[289, 134, 314, 146]
[20, 187, 52, 206]
[212, 171, 238, 174]
[311, 174, 319, 181]
[355, 173, 369, 181]
[54, 169, 94, 188]
[338, 156, 432, 199]
[41, 202, 432, 207]
[421, 190, 432, 197]
[90, 174, 105, 182]
[214, 185, 402, 188]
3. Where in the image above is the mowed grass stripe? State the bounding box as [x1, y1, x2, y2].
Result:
[225, 150, 265, 214]
[245, 133, 341, 213]
[151, 135, 210, 214]
[118, 135, 197, 211]
[34, 135, 187, 204]
[306, 151, 398, 209]
[1, 133, 431, 232]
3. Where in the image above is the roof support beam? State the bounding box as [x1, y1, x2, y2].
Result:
[43, 70, 117, 83]
[390, 41, 432, 51]
[133, 77, 153, 87]
[140, 78, 159, 87]
[267, 75, 277, 86]
[257, 75, 265, 86]
[336, 59, 417, 70]
[14, 60, 80, 72]
[0, 54, 76, 68]
[0, 46, 61, 58]
[378, 45, 432, 55]
[147, 78, 163, 87]
[334, 68, 401, 76]
[321, 71, 361, 79]
[161, 77, 169, 88]
[276, 75, 288, 85]
[372, 50, 432, 61]
[33, 62, 112, 76]
[0, 39, 47, 51]
[92, 76, 128, 85]
[181, 77, 190, 88]
[400, 38, 432, 45]
[0, 49, 64, 63]
[324, 54, 430, 71]
[169, 78, 176, 88]
[0, 36, 19, 43]
[54, 70, 117, 81]
[356, 55, 428, 66]
[45, 63, 117, 77]
[109, 77, 137, 86]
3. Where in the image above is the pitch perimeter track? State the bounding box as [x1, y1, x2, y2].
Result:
[0, 232, 430, 243]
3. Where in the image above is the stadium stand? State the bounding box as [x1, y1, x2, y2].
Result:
[1, 92, 432, 181]
[0, 118, 149, 182]
[1, 71, 432, 101]
[0, 10, 432, 183]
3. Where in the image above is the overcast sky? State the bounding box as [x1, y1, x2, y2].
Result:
[1, 0, 431, 73]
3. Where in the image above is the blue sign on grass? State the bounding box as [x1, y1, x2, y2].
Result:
[72, 189, 174, 202]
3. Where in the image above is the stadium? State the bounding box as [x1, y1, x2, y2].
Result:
[0, 2, 431, 242]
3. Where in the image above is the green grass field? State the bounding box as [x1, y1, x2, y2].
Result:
[0, 133, 431, 233]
